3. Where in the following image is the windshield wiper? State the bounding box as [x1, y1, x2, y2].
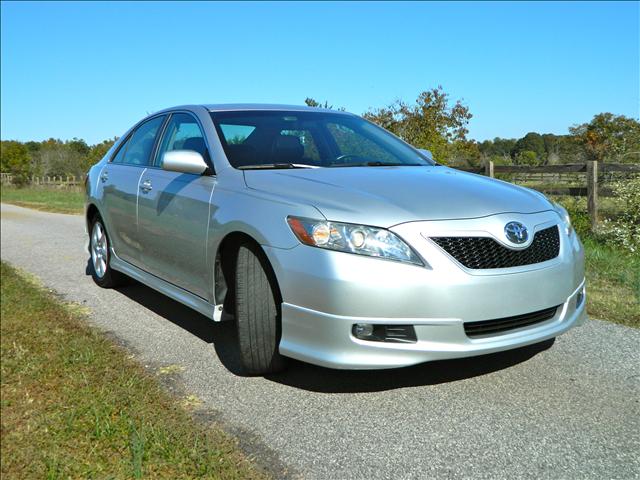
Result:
[236, 163, 320, 170]
[329, 161, 426, 168]
[366, 161, 425, 167]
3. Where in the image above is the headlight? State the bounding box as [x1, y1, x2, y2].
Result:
[553, 203, 573, 236]
[287, 216, 423, 266]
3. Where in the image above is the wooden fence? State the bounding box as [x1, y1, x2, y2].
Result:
[31, 175, 83, 187]
[0, 173, 83, 187]
[455, 161, 640, 228]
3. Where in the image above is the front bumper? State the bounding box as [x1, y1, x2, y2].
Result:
[263, 211, 586, 369]
[278, 281, 585, 369]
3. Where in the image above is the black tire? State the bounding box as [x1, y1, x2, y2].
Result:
[89, 215, 127, 288]
[235, 243, 286, 375]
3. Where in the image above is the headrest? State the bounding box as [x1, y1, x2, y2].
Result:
[182, 137, 207, 157]
[271, 135, 303, 163]
[131, 137, 154, 165]
[226, 144, 257, 167]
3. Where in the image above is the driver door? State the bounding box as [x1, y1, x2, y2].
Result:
[136, 112, 216, 301]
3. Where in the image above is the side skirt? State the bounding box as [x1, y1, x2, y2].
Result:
[110, 251, 223, 321]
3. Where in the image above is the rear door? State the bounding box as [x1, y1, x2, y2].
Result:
[99, 115, 166, 266]
[136, 112, 216, 301]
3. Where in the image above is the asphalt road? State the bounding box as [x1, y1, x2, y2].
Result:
[1, 202, 639, 479]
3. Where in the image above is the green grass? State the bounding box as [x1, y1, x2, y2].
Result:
[550, 195, 639, 328]
[583, 236, 640, 328]
[0, 262, 267, 479]
[1, 185, 84, 214]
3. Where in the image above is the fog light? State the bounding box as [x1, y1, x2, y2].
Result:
[353, 323, 374, 338]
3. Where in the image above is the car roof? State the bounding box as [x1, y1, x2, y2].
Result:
[203, 103, 352, 114]
[154, 103, 354, 116]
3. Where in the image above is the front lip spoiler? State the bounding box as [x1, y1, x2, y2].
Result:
[278, 279, 586, 370]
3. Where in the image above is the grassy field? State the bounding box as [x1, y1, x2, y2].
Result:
[1, 186, 84, 214]
[551, 195, 639, 328]
[582, 236, 639, 327]
[0, 262, 266, 479]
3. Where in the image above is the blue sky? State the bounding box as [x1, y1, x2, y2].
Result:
[1, 1, 638, 145]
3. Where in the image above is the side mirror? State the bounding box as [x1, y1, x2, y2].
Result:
[162, 150, 208, 175]
[417, 149, 434, 162]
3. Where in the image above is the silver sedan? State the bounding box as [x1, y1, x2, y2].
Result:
[85, 104, 586, 375]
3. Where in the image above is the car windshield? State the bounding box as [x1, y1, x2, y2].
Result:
[210, 110, 434, 169]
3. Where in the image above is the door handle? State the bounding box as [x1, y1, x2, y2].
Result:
[140, 179, 152, 193]
[100, 171, 108, 183]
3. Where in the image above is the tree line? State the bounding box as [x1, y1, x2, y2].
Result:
[2, 87, 638, 184]
[1, 137, 116, 185]
[307, 88, 640, 168]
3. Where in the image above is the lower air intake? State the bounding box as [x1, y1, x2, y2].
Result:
[464, 306, 560, 338]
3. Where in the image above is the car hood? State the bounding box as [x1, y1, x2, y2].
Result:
[243, 166, 553, 227]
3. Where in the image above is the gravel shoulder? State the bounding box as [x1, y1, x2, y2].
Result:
[2, 203, 639, 480]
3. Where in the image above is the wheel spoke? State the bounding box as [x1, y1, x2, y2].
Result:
[91, 222, 108, 279]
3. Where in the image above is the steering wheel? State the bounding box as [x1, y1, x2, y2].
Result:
[334, 154, 361, 164]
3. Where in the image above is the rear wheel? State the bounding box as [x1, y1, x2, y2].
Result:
[89, 215, 127, 288]
[235, 243, 286, 375]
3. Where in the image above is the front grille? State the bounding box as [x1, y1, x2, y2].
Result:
[430, 225, 560, 269]
[464, 306, 559, 338]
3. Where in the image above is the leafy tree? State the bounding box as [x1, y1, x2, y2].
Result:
[0, 141, 32, 185]
[493, 137, 517, 158]
[479, 137, 517, 160]
[511, 132, 545, 161]
[599, 178, 640, 252]
[304, 98, 345, 110]
[68, 138, 90, 157]
[556, 135, 586, 163]
[39, 140, 80, 177]
[569, 113, 640, 163]
[363, 86, 472, 164]
[488, 154, 513, 166]
[449, 140, 482, 168]
[514, 150, 540, 166]
[83, 138, 116, 173]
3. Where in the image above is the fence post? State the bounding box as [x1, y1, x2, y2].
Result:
[587, 160, 599, 230]
[485, 160, 494, 178]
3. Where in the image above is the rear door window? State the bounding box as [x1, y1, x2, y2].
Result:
[111, 137, 131, 164]
[113, 115, 166, 166]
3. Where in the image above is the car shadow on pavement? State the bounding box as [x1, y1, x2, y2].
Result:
[102, 266, 555, 393]
[109, 276, 247, 375]
[266, 341, 554, 393]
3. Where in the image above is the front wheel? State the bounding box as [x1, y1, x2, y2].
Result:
[89, 215, 127, 288]
[235, 243, 287, 375]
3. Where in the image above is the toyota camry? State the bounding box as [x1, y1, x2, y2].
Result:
[85, 104, 586, 374]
